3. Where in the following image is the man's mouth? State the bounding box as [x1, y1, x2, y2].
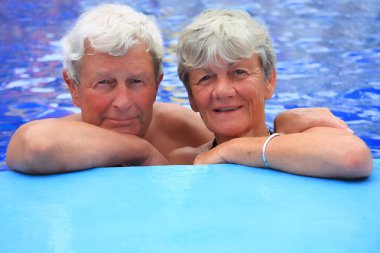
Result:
[105, 116, 141, 127]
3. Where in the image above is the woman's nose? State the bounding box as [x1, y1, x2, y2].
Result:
[212, 75, 236, 99]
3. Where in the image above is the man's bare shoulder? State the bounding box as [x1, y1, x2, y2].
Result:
[61, 113, 81, 121]
[152, 102, 207, 132]
[149, 102, 212, 149]
[16, 113, 82, 130]
[153, 102, 194, 120]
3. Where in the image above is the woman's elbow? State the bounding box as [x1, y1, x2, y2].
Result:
[341, 140, 373, 179]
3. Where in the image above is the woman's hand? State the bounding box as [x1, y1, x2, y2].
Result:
[194, 138, 264, 167]
[274, 107, 350, 134]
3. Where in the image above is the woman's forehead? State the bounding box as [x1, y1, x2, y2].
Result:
[192, 54, 261, 72]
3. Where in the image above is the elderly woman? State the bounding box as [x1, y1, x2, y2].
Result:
[170, 9, 373, 179]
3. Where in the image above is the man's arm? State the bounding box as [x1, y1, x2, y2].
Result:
[193, 127, 373, 179]
[6, 117, 167, 174]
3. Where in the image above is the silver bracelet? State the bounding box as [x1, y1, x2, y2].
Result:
[262, 133, 280, 168]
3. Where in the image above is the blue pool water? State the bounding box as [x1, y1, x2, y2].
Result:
[0, 0, 379, 171]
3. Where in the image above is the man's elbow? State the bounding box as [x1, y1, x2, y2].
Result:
[6, 122, 53, 174]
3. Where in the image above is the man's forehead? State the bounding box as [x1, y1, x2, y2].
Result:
[80, 49, 156, 78]
[83, 42, 150, 57]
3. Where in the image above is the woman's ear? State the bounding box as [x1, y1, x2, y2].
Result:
[189, 94, 199, 112]
[63, 70, 81, 107]
[264, 68, 277, 99]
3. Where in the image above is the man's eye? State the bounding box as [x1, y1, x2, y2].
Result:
[92, 80, 115, 91]
[95, 80, 113, 87]
[128, 79, 146, 89]
[132, 79, 143, 84]
[98, 80, 111, 85]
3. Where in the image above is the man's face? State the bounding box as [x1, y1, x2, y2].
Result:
[69, 44, 160, 137]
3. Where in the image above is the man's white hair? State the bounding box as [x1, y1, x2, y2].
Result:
[62, 4, 164, 83]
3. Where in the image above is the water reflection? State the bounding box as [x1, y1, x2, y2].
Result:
[1, 0, 379, 170]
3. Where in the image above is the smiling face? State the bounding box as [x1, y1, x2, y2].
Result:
[65, 44, 161, 137]
[188, 54, 276, 143]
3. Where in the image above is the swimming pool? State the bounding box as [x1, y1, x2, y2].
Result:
[1, 0, 379, 171]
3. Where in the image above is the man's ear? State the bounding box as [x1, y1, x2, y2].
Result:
[63, 70, 81, 107]
[264, 68, 277, 100]
[152, 73, 164, 102]
[156, 73, 163, 90]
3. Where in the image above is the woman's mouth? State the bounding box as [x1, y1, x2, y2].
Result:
[213, 106, 242, 112]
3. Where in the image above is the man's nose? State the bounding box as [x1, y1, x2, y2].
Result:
[112, 84, 133, 110]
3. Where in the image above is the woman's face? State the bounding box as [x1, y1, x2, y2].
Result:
[188, 54, 276, 142]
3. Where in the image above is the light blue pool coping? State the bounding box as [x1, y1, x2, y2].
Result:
[1, 159, 379, 253]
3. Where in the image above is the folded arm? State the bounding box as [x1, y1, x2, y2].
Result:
[6, 118, 168, 174]
[274, 107, 349, 134]
[194, 127, 373, 179]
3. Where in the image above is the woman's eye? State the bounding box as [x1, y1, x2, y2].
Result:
[229, 69, 250, 80]
[231, 69, 248, 76]
[189, 72, 213, 86]
[198, 75, 212, 84]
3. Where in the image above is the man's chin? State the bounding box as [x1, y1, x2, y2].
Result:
[109, 127, 144, 137]
[101, 118, 146, 136]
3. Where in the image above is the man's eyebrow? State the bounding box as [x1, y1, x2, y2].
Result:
[93, 70, 112, 77]
[127, 72, 147, 79]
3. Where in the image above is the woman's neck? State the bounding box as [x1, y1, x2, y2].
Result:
[212, 125, 271, 148]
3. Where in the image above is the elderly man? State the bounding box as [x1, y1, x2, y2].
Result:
[6, 4, 349, 174]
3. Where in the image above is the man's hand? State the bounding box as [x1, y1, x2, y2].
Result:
[140, 145, 169, 166]
[274, 107, 351, 134]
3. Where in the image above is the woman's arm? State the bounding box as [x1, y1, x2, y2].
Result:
[193, 127, 373, 179]
[274, 107, 350, 134]
[6, 118, 168, 174]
